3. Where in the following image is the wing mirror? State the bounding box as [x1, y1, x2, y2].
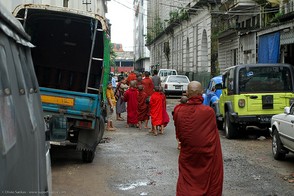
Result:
[284, 106, 290, 114]
[215, 83, 223, 90]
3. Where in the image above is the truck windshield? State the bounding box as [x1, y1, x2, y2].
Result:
[238, 66, 293, 93]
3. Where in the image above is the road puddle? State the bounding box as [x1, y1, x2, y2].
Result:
[118, 181, 149, 191]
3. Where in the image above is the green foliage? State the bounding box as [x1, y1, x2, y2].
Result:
[110, 43, 117, 67]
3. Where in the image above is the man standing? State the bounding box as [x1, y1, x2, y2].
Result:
[151, 70, 161, 88]
[123, 80, 139, 127]
[173, 81, 223, 196]
[137, 85, 149, 129]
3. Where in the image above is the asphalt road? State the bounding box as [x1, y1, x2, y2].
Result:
[51, 98, 294, 196]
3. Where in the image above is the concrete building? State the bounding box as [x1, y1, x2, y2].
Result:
[134, 0, 150, 72]
[218, 0, 294, 72]
[112, 43, 134, 74]
[1, 0, 108, 16]
[146, 0, 221, 86]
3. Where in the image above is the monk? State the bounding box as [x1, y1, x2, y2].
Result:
[123, 80, 139, 127]
[127, 70, 137, 85]
[173, 81, 223, 196]
[149, 86, 163, 135]
[142, 71, 154, 96]
[137, 85, 149, 129]
[160, 87, 169, 134]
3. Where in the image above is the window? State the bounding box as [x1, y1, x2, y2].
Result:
[238, 66, 293, 93]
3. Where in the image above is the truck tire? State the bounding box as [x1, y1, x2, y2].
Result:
[224, 111, 237, 139]
[82, 150, 95, 163]
[272, 130, 286, 160]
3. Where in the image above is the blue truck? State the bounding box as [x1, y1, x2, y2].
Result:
[14, 4, 110, 162]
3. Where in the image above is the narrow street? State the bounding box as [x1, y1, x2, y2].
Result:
[51, 98, 294, 196]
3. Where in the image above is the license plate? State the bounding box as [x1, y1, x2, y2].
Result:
[41, 95, 74, 106]
[174, 85, 182, 89]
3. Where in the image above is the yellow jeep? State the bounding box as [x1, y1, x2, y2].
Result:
[215, 64, 294, 139]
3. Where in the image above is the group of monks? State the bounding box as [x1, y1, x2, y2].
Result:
[109, 72, 224, 195]
[117, 71, 169, 135]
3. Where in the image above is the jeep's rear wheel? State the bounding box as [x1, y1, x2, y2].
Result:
[272, 130, 286, 160]
[224, 111, 237, 139]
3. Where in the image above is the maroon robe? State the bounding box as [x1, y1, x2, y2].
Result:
[137, 91, 149, 121]
[149, 92, 163, 126]
[173, 96, 223, 196]
[161, 92, 169, 127]
[123, 88, 139, 124]
[142, 77, 154, 96]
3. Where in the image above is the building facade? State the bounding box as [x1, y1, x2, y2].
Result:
[147, 0, 221, 86]
[218, 0, 294, 72]
[2, 0, 108, 16]
[134, 0, 150, 72]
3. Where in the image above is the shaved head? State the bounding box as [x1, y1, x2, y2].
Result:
[187, 81, 203, 98]
[130, 80, 137, 88]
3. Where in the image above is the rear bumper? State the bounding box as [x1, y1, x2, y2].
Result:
[164, 90, 186, 95]
[230, 113, 273, 127]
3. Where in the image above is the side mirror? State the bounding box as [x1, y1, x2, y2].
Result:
[284, 107, 290, 114]
[215, 83, 222, 90]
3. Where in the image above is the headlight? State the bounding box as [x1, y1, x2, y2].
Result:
[238, 99, 245, 108]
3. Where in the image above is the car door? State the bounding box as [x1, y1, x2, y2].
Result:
[280, 104, 294, 151]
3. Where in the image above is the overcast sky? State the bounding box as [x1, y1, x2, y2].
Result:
[106, 0, 134, 51]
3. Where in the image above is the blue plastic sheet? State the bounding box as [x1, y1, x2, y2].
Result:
[258, 32, 280, 63]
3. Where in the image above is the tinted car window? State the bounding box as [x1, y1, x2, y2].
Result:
[239, 66, 292, 93]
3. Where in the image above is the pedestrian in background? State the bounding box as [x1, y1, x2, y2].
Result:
[106, 82, 116, 131]
[151, 70, 161, 89]
[123, 80, 139, 128]
[173, 81, 223, 196]
[149, 86, 164, 135]
[127, 70, 137, 85]
[115, 77, 128, 121]
[160, 87, 169, 134]
[110, 72, 117, 92]
[142, 71, 154, 97]
[137, 85, 149, 129]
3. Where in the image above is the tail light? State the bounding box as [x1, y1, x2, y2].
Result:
[76, 120, 92, 129]
[238, 99, 245, 108]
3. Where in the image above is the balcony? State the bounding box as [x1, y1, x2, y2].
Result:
[221, 0, 259, 11]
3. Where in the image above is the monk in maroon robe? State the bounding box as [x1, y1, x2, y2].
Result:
[123, 80, 139, 127]
[173, 81, 223, 196]
[149, 86, 163, 135]
[160, 90, 169, 133]
[142, 71, 154, 96]
[137, 85, 149, 129]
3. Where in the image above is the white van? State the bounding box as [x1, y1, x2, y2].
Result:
[158, 69, 178, 81]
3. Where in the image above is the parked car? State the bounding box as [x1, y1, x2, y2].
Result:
[161, 75, 190, 96]
[203, 75, 222, 106]
[158, 69, 178, 82]
[270, 104, 294, 160]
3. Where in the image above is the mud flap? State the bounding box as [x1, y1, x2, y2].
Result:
[76, 116, 104, 151]
[76, 128, 98, 151]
